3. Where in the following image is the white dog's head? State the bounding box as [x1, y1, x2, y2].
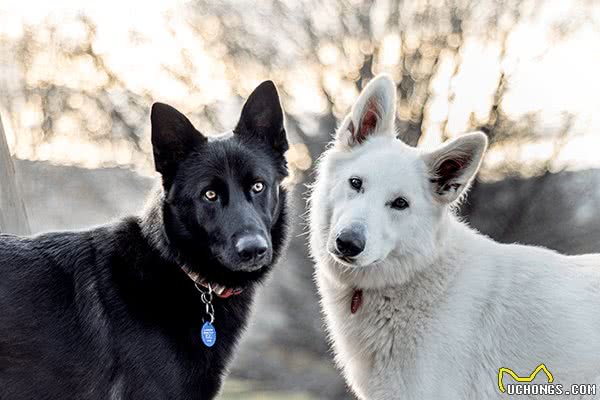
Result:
[310, 74, 488, 288]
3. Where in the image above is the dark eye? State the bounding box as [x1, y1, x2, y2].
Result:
[349, 177, 362, 191]
[391, 197, 409, 210]
[251, 181, 265, 193]
[204, 190, 218, 202]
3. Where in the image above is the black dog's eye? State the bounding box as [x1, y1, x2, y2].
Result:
[349, 177, 362, 191]
[204, 190, 218, 202]
[390, 197, 409, 210]
[251, 181, 265, 193]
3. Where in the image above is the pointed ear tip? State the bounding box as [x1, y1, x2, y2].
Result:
[150, 102, 173, 119]
[470, 130, 488, 138]
[244, 81, 282, 116]
[375, 73, 395, 83]
[357, 75, 396, 109]
[370, 74, 396, 91]
[254, 80, 279, 97]
[151, 101, 167, 111]
[150, 102, 161, 115]
[468, 131, 489, 149]
[454, 131, 487, 148]
[260, 80, 276, 88]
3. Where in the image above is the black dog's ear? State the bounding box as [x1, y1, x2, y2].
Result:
[151, 102, 206, 187]
[234, 81, 288, 155]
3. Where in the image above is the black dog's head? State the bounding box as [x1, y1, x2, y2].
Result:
[150, 81, 289, 288]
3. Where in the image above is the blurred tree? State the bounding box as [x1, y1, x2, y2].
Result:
[1, 19, 148, 162]
[187, 0, 588, 168]
[0, 0, 592, 172]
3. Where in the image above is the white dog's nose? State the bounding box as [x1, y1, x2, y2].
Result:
[335, 229, 365, 257]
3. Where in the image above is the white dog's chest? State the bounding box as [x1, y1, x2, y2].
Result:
[316, 270, 447, 399]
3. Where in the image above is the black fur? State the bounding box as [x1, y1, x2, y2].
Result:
[0, 81, 289, 399]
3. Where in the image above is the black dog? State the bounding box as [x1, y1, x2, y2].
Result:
[0, 81, 289, 399]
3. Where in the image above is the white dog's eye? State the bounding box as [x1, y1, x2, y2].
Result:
[349, 177, 362, 191]
[390, 197, 409, 210]
[251, 181, 265, 193]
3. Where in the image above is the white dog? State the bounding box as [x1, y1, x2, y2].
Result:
[309, 74, 600, 399]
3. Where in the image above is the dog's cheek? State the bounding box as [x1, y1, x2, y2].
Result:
[264, 189, 279, 229]
[324, 204, 336, 240]
[395, 217, 424, 257]
[190, 204, 227, 253]
[166, 202, 196, 240]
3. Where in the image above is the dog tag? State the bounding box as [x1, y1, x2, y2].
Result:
[201, 322, 217, 347]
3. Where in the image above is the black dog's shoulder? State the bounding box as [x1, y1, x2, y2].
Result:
[0, 225, 113, 399]
[0, 229, 92, 304]
[0, 218, 138, 284]
[0, 218, 141, 327]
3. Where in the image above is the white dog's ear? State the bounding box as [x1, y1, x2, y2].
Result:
[336, 74, 396, 148]
[424, 132, 488, 203]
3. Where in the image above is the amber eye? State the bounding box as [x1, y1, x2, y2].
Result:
[251, 181, 265, 193]
[204, 190, 218, 202]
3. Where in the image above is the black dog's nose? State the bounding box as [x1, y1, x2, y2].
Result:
[336, 230, 365, 258]
[235, 235, 268, 262]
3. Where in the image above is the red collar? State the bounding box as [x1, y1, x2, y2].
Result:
[180, 264, 243, 299]
[351, 289, 363, 314]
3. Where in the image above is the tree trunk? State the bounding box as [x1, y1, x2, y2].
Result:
[0, 113, 30, 235]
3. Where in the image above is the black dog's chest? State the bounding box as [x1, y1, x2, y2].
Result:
[94, 252, 254, 400]
[109, 293, 251, 400]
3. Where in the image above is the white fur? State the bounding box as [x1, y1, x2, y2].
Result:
[309, 75, 600, 399]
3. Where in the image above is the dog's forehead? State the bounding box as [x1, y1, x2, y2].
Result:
[184, 135, 275, 182]
[342, 137, 426, 186]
